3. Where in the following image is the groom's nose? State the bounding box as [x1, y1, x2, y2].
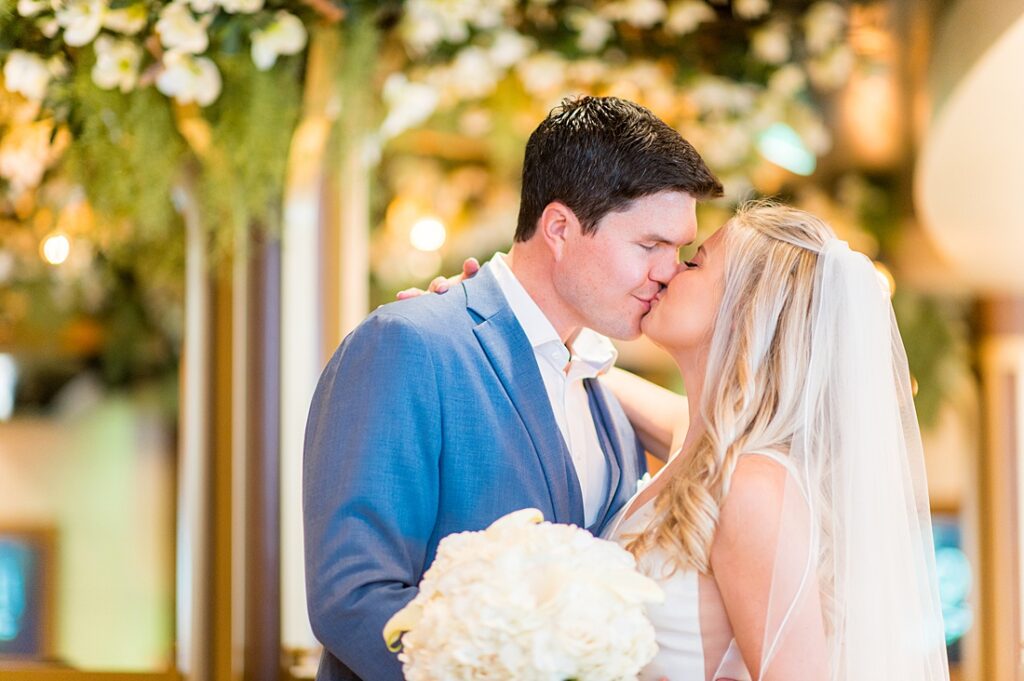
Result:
[650, 252, 682, 284]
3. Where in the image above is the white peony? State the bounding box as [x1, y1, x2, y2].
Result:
[91, 35, 142, 92]
[102, 3, 147, 34]
[733, 0, 769, 20]
[16, 0, 49, 18]
[803, 1, 847, 55]
[249, 11, 307, 71]
[379, 73, 440, 140]
[384, 509, 664, 681]
[3, 50, 51, 101]
[752, 20, 791, 65]
[219, 0, 263, 13]
[665, 0, 714, 36]
[156, 51, 222, 106]
[156, 2, 211, 54]
[55, 0, 106, 46]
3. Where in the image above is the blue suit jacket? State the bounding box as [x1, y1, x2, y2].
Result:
[303, 265, 646, 681]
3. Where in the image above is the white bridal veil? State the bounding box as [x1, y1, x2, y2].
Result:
[758, 239, 950, 681]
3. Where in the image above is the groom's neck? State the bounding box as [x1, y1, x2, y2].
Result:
[506, 245, 581, 346]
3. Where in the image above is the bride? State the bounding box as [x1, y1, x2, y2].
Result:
[601, 200, 949, 680]
[417, 200, 949, 680]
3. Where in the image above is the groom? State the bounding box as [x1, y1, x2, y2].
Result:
[303, 96, 722, 681]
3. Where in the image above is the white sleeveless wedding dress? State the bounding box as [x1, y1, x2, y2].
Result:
[601, 451, 796, 681]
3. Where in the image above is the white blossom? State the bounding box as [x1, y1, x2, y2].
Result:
[380, 73, 440, 140]
[250, 10, 307, 71]
[752, 21, 791, 65]
[156, 50, 221, 106]
[733, 0, 769, 20]
[103, 3, 147, 34]
[804, 1, 846, 55]
[55, 0, 107, 46]
[91, 35, 142, 92]
[0, 120, 66, 194]
[488, 30, 535, 68]
[807, 43, 854, 90]
[448, 46, 499, 100]
[665, 0, 714, 36]
[39, 16, 60, 37]
[567, 8, 614, 53]
[156, 2, 211, 54]
[599, 0, 667, 28]
[515, 51, 567, 96]
[16, 0, 49, 18]
[3, 50, 51, 101]
[688, 76, 757, 116]
[768, 64, 806, 96]
[383, 509, 663, 681]
[219, 0, 263, 13]
[188, 0, 218, 11]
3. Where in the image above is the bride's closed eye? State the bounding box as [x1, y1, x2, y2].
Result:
[682, 261, 699, 269]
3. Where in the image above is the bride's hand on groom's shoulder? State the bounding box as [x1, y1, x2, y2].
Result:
[396, 257, 480, 300]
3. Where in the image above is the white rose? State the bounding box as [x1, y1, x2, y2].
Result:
[103, 3, 147, 34]
[56, 0, 106, 46]
[156, 2, 211, 54]
[16, 0, 49, 18]
[219, 0, 263, 13]
[3, 50, 51, 101]
[156, 51, 222, 106]
[91, 35, 142, 92]
[733, 0, 769, 20]
[250, 11, 307, 71]
[752, 21, 791, 65]
[665, 0, 714, 36]
[804, 1, 846, 55]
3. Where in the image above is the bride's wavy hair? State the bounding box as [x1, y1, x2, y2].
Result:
[628, 200, 837, 574]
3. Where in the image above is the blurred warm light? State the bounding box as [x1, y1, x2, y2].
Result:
[756, 124, 816, 176]
[911, 375, 919, 397]
[874, 261, 896, 297]
[41, 232, 71, 265]
[410, 217, 447, 252]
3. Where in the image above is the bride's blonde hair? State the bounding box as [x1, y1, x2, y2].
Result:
[628, 201, 838, 573]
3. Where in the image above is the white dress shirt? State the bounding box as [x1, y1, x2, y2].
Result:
[488, 253, 615, 527]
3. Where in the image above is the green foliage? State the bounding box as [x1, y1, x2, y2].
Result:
[62, 54, 187, 242]
[894, 291, 971, 428]
[200, 51, 304, 240]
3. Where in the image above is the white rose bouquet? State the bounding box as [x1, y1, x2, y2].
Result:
[383, 508, 664, 681]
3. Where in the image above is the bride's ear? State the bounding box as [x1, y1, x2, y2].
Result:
[537, 202, 580, 261]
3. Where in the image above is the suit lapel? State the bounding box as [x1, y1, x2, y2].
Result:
[464, 269, 585, 527]
[584, 378, 626, 534]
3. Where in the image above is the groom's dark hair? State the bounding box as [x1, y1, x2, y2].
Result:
[515, 96, 723, 242]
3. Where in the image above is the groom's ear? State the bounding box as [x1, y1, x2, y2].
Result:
[538, 201, 579, 261]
